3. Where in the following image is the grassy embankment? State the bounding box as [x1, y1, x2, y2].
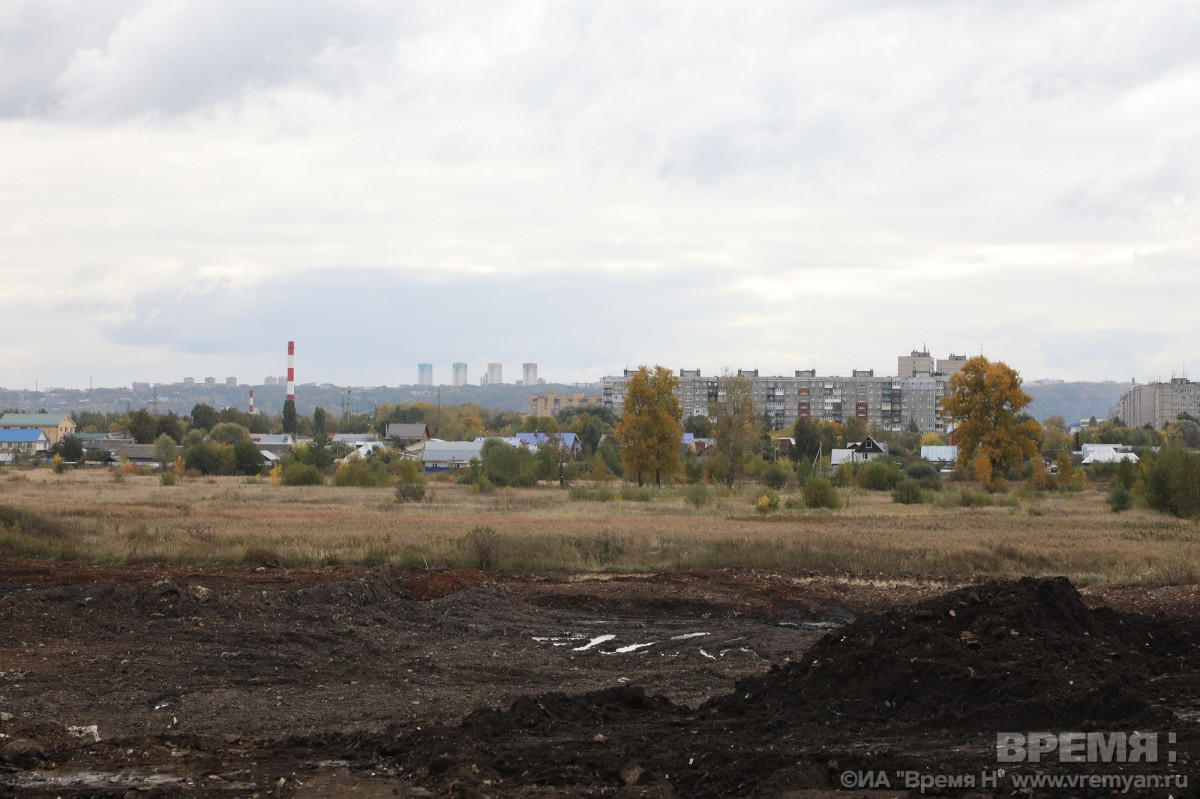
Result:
[0, 469, 1197, 584]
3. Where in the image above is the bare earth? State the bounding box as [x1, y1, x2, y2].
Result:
[1, 559, 1199, 797]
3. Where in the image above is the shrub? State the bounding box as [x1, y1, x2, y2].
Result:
[1108, 481, 1133, 512]
[957, 488, 994, 508]
[802, 477, 841, 510]
[891, 478, 924, 505]
[393, 459, 427, 502]
[1142, 448, 1200, 518]
[51, 455, 67, 474]
[683, 483, 710, 509]
[570, 486, 618, 502]
[761, 461, 792, 490]
[904, 460, 942, 490]
[831, 462, 857, 488]
[462, 525, 501, 570]
[479, 438, 538, 487]
[858, 460, 902, 491]
[334, 458, 393, 488]
[159, 470, 177, 487]
[755, 490, 780, 514]
[619, 485, 654, 502]
[280, 462, 325, 486]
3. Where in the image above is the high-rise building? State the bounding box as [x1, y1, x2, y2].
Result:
[1116, 377, 1200, 429]
[225, 377, 238, 387]
[452, 363, 468, 387]
[204, 377, 216, 386]
[487, 363, 503, 385]
[417, 363, 434, 387]
[522, 362, 538, 386]
[898, 350, 934, 378]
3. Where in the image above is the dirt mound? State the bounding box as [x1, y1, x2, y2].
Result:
[712, 576, 1195, 731]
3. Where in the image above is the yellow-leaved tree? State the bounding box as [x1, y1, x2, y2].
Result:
[942, 356, 1043, 492]
[614, 365, 683, 487]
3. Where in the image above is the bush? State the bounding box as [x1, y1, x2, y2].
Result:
[1108, 481, 1133, 513]
[755, 490, 780, 514]
[761, 461, 792, 490]
[1142, 447, 1200, 518]
[683, 483, 710, 509]
[159, 470, 177, 487]
[334, 458, 393, 488]
[280, 462, 325, 486]
[619, 485, 654, 502]
[393, 459, 427, 502]
[479, 438, 538, 487]
[570, 486, 618, 502]
[831, 462, 857, 488]
[858, 460, 902, 491]
[957, 488, 994, 508]
[462, 525, 501, 570]
[891, 478, 924, 504]
[904, 460, 942, 490]
[802, 477, 841, 510]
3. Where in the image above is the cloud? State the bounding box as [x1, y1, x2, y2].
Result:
[2, 1, 1198, 389]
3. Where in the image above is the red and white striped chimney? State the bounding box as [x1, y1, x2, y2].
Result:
[248, 390, 255, 414]
[286, 340, 295, 401]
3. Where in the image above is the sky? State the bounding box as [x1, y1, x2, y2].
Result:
[2, 1, 1197, 390]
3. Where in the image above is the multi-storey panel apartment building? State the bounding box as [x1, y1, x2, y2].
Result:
[602, 351, 964, 433]
[1115, 377, 1200, 429]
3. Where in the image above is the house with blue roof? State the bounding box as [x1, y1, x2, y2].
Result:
[0, 428, 50, 456]
[0, 413, 75, 446]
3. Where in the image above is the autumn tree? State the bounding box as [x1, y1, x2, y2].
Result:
[708, 372, 758, 487]
[614, 365, 683, 487]
[942, 356, 1043, 491]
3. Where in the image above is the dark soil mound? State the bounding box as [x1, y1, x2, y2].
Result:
[710, 576, 1196, 731]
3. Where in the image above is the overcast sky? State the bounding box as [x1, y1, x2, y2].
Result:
[2, 1, 1197, 390]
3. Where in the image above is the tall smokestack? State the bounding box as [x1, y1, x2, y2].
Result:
[249, 390, 255, 415]
[286, 341, 295, 401]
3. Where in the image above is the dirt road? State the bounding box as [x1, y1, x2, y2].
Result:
[1, 559, 1197, 796]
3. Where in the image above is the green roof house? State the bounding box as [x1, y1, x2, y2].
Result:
[0, 413, 76, 446]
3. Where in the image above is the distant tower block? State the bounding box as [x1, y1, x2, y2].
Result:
[487, 362, 503, 385]
[452, 362, 468, 387]
[523, 362, 537, 385]
[287, 341, 296, 401]
[417, 363, 433, 387]
[249, 391, 255, 414]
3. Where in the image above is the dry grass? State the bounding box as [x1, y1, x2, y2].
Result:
[1, 469, 1198, 584]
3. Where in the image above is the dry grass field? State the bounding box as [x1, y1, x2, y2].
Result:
[2, 467, 1199, 584]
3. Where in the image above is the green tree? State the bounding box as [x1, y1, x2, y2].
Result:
[614, 366, 683, 487]
[53, 435, 84, 462]
[567, 412, 611, 455]
[479, 438, 538, 487]
[683, 414, 712, 438]
[841, 418, 869, 447]
[282, 399, 298, 435]
[189, 403, 219, 432]
[128, 409, 157, 444]
[308, 407, 333, 469]
[208, 422, 252, 445]
[156, 412, 185, 443]
[152, 433, 179, 467]
[708, 372, 758, 487]
[942, 356, 1043, 492]
[233, 439, 265, 475]
[789, 416, 823, 465]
